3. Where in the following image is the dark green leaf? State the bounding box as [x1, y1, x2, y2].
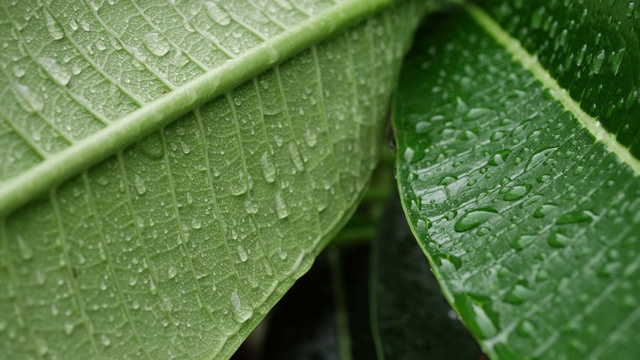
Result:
[394, 3, 640, 359]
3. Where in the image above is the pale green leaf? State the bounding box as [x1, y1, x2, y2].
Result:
[394, 2, 640, 359]
[0, 0, 436, 358]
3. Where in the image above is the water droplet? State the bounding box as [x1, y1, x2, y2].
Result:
[504, 282, 533, 304]
[266, 46, 280, 64]
[133, 175, 146, 195]
[149, 278, 157, 295]
[433, 253, 462, 270]
[472, 303, 498, 339]
[416, 219, 430, 231]
[237, 246, 248, 262]
[230, 291, 253, 322]
[11, 64, 25, 78]
[454, 208, 498, 232]
[274, 0, 293, 10]
[63, 322, 74, 335]
[40, 57, 71, 86]
[488, 150, 510, 166]
[205, 1, 231, 26]
[14, 84, 43, 113]
[275, 193, 289, 219]
[143, 33, 170, 57]
[191, 218, 202, 229]
[525, 147, 557, 172]
[464, 107, 493, 121]
[229, 170, 248, 196]
[415, 121, 429, 133]
[438, 175, 458, 186]
[591, 50, 605, 74]
[288, 143, 304, 172]
[69, 19, 79, 31]
[533, 203, 557, 218]
[504, 184, 531, 201]
[167, 266, 177, 279]
[303, 128, 317, 147]
[556, 210, 593, 225]
[404, 145, 419, 163]
[43, 10, 64, 40]
[244, 200, 258, 215]
[510, 234, 536, 251]
[547, 231, 572, 248]
[516, 320, 536, 337]
[100, 335, 111, 347]
[260, 152, 276, 183]
[17, 235, 33, 260]
[34, 270, 46, 285]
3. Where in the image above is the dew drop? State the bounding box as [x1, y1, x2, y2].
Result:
[260, 152, 276, 183]
[63, 322, 74, 335]
[416, 219, 430, 231]
[547, 231, 572, 248]
[11, 64, 25, 78]
[504, 184, 531, 201]
[275, 193, 289, 219]
[464, 107, 493, 121]
[143, 33, 170, 57]
[504, 283, 533, 304]
[17, 235, 33, 260]
[167, 266, 177, 279]
[34, 270, 46, 285]
[517, 320, 537, 337]
[404, 147, 415, 163]
[237, 245, 248, 262]
[14, 84, 43, 113]
[100, 335, 111, 347]
[472, 303, 498, 339]
[556, 210, 593, 225]
[44, 10, 64, 40]
[229, 170, 248, 196]
[39, 57, 71, 86]
[454, 208, 498, 232]
[533, 203, 558, 218]
[205, 1, 231, 26]
[288, 143, 304, 172]
[133, 175, 146, 195]
[525, 147, 557, 172]
[304, 128, 317, 147]
[510, 234, 536, 251]
[230, 291, 253, 322]
[591, 49, 605, 74]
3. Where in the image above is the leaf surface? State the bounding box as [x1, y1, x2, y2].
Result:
[394, 2, 640, 359]
[0, 0, 435, 358]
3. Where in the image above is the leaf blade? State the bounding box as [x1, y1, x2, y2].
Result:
[0, 0, 436, 358]
[394, 4, 640, 359]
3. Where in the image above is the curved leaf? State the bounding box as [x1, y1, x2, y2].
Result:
[0, 0, 435, 358]
[394, 2, 640, 359]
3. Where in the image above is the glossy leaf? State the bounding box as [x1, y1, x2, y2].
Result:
[394, 2, 640, 359]
[0, 0, 437, 358]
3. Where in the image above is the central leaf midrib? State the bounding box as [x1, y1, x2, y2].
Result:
[0, 0, 395, 216]
[464, 2, 640, 177]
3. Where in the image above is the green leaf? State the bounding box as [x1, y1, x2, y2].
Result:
[0, 0, 436, 358]
[371, 192, 480, 359]
[394, 2, 640, 359]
